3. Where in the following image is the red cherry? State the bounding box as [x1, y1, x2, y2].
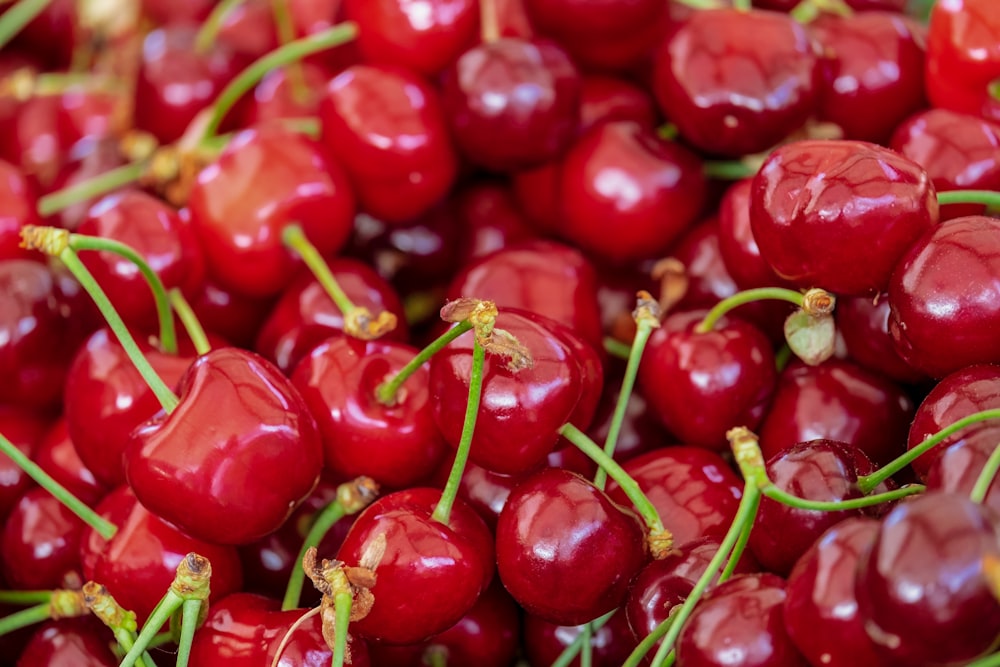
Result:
[0, 406, 47, 521]
[15, 618, 117, 667]
[578, 75, 659, 135]
[33, 418, 107, 507]
[522, 607, 638, 667]
[187, 275, 277, 350]
[0, 158, 41, 261]
[926, 435, 1000, 516]
[240, 60, 333, 128]
[835, 293, 926, 384]
[125, 347, 324, 545]
[453, 180, 538, 261]
[1, 487, 87, 590]
[717, 179, 794, 291]
[926, 0, 1000, 116]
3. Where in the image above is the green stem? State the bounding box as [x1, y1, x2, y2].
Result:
[282, 502, 348, 611]
[58, 247, 180, 413]
[603, 336, 631, 360]
[621, 614, 679, 667]
[703, 159, 756, 180]
[0, 602, 51, 636]
[580, 621, 593, 667]
[857, 408, 1000, 494]
[549, 610, 616, 667]
[774, 343, 793, 372]
[0, 0, 51, 50]
[431, 339, 486, 526]
[971, 443, 1000, 504]
[169, 289, 211, 356]
[175, 599, 201, 667]
[967, 651, 1000, 667]
[113, 628, 155, 667]
[763, 483, 925, 513]
[732, 0, 751, 10]
[696, 287, 805, 334]
[68, 234, 177, 355]
[37, 160, 147, 217]
[374, 321, 473, 405]
[119, 591, 183, 667]
[719, 490, 760, 582]
[200, 22, 358, 142]
[937, 189, 1000, 209]
[332, 591, 352, 667]
[193, 0, 245, 54]
[0, 590, 51, 605]
[271, 0, 309, 104]
[0, 432, 117, 539]
[282, 223, 355, 313]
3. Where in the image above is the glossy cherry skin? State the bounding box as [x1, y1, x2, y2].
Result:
[81, 485, 243, 624]
[906, 364, 1000, 480]
[676, 573, 808, 667]
[188, 125, 356, 298]
[125, 347, 323, 545]
[453, 180, 538, 261]
[751, 139, 938, 297]
[856, 492, 1000, 665]
[836, 293, 925, 384]
[33, 418, 107, 507]
[606, 447, 743, 548]
[1, 487, 86, 590]
[496, 468, 647, 626]
[810, 11, 926, 143]
[558, 121, 706, 265]
[891, 109, 1000, 220]
[254, 258, 409, 375]
[188, 592, 371, 667]
[926, 0, 1000, 116]
[189, 276, 277, 350]
[292, 337, 447, 489]
[638, 310, 776, 450]
[240, 61, 333, 127]
[717, 179, 792, 291]
[889, 216, 1000, 378]
[652, 8, 819, 157]
[430, 308, 602, 475]
[927, 436, 1000, 517]
[0, 406, 47, 522]
[16, 618, 117, 667]
[335, 487, 494, 645]
[578, 75, 658, 135]
[522, 607, 637, 667]
[758, 359, 914, 467]
[442, 38, 581, 172]
[319, 64, 458, 224]
[0, 158, 41, 261]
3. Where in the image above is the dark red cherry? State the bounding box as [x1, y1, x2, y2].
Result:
[496, 468, 647, 626]
[586, 370, 668, 466]
[188, 124, 356, 298]
[855, 492, 1000, 665]
[0, 94, 64, 189]
[836, 293, 926, 384]
[429, 454, 517, 530]
[188, 276, 277, 350]
[453, 180, 538, 260]
[578, 75, 658, 134]
[16, 618, 117, 667]
[1, 487, 86, 590]
[638, 310, 776, 450]
[558, 121, 706, 266]
[0, 158, 41, 261]
[717, 178, 793, 291]
[292, 337, 447, 489]
[6, 0, 75, 69]
[512, 161, 563, 236]
[81, 485, 243, 624]
[606, 447, 743, 548]
[927, 436, 1000, 516]
[441, 37, 581, 172]
[319, 64, 458, 224]
[522, 607, 638, 667]
[0, 406, 47, 522]
[33, 418, 107, 507]
[758, 359, 914, 467]
[652, 8, 819, 157]
[750, 139, 938, 297]
[889, 216, 1000, 378]
[336, 487, 494, 645]
[676, 573, 808, 667]
[213, 0, 279, 61]
[125, 347, 324, 545]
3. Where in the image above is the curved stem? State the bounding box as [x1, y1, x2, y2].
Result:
[271, 0, 309, 104]
[200, 22, 358, 142]
[937, 189, 1000, 209]
[0, 0, 51, 50]
[68, 234, 177, 355]
[282, 503, 347, 611]
[549, 610, 616, 667]
[763, 483, 925, 512]
[857, 408, 1000, 494]
[695, 287, 805, 334]
[432, 339, 486, 526]
[374, 321, 473, 405]
[282, 223, 355, 313]
[0, 432, 117, 539]
[37, 160, 147, 217]
[703, 159, 755, 180]
[0, 602, 51, 636]
[971, 443, 1000, 505]
[194, 0, 245, 54]
[967, 651, 1000, 667]
[332, 591, 352, 667]
[169, 289, 211, 356]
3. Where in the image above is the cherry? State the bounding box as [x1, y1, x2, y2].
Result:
[889, 215, 1000, 378]
[240, 60, 333, 128]
[585, 371, 667, 466]
[855, 492, 1000, 665]
[0, 406, 47, 522]
[926, 436, 1000, 515]
[676, 573, 808, 667]
[926, 0, 1000, 116]
[33, 418, 107, 507]
[835, 293, 925, 384]
[187, 124, 356, 298]
[750, 139, 938, 297]
[0, 92, 65, 189]
[496, 467, 647, 626]
[578, 75, 658, 135]
[141, 0, 213, 24]
[188, 275, 277, 350]
[15, 618, 117, 667]
[335, 487, 494, 645]
[638, 309, 777, 450]
[453, 180, 538, 261]
[1, 487, 86, 590]
[522, 607, 638, 667]
[318, 64, 458, 224]
[41, 141, 127, 231]
[5, 0, 76, 70]
[429, 454, 517, 530]
[717, 179, 792, 291]
[0, 158, 41, 261]
[124, 347, 324, 545]
[512, 161, 564, 236]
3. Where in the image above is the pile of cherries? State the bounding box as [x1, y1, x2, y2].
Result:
[3, 0, 1000, 665]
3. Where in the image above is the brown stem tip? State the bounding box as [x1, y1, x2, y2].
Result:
[19, 225, 69, 256]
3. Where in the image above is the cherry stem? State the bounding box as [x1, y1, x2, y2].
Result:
[479, 0, 500, 43]
[559, 422, 670, 555]
[374, 320, 474, 406]
[83, 582, 156, 667]
[21, 228, 180, 413]
[967, 651, 1000, 667]
[0, 590, 52, 605]
[37, 159, 147, 216]
[432, 338, 486, 526]
[732, 0, 751, 10]
[332, 590, 352, 667]
[282, 476, 379, 611]
[765, 483, 925, 511]
[595, 294, 661, 490]
[657, 123, 678, 141]
[425, 647, 447, 667]
[271, 0, 309, 104]
[937, 189, 1000, 209]
[200, 22, 359, 142]
[971, 443, 1000, 504]
[169, 289, 211, 355]
[193, 0, 245, 54]
[580, 622, 593, 667]
[695, 287, 809, 334]
[68, 233, 178, 355]
[857, 408, 1000, 494]
[703, 159, 756, 180]
[603, 336, 631, 360]
[0, 431, 117, 539]
[549, 609, 616, 667]
[0, 603, 50, 636]
[622, 614, 680, 667]
[774, 343, 793, 371]
[0, 0, 51, 50]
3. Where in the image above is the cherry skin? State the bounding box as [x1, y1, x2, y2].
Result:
[319, 64, 458, 224]
[188, 276, 277, 351]
[33, 417, 107, 507]
[291, 337, 447, 489]
[889, 216, 1000, 378]
[240, 60, 333, 128]
[188, 124, 356, 298]
[335, 487, 495, 645]
[453, 180, 538, 261]
[16, 618, 117, 667]
[835, 293, 925, 384]
[578, 75, 658, 135]
[717, 178, 793, 291]
[522, 607, 638, 667]
[496, 468, 647, 626]
[784, 517, 882, 667]
[125, 347, 324, 545]
[0, 406, 47, 522]
[652, 8, 819, 157]
[926, 0, 1000, 116]
[638, 310, 776, 451]
[855, 492, 1000, 665]
[750, 139, 938, 297]
[1, 487, 86, 590]
[0, 158, 41, 261]
[926, 436, 1000, 517]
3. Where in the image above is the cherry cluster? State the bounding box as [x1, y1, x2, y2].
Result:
[1, 0, 1000, 666]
